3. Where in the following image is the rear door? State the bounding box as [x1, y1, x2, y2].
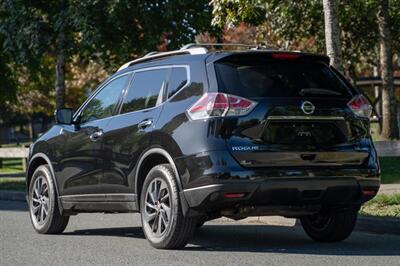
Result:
[214, 53, 370, 167]
[101, 67, 168, 194]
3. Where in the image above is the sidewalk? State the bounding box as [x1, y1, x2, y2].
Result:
[378, 184, 400, 195]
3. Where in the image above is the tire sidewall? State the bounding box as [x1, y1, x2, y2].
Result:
[28, 165, 57, 233]
[301, 209, 358, 242]
[140, 165, 180, 247]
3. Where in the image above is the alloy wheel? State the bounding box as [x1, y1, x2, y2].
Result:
[306, 212, 332, 231]
[30, 176, 50, 227]
[143, 178, 172, 237]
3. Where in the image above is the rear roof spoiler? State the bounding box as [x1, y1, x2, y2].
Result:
[209, 51, 330, 65]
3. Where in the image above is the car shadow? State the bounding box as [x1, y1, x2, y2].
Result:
[2, 200, 398, 256]
[64, 224, 400, 256]
[188, 224, 400, 256]
[64, 226, 146, 239]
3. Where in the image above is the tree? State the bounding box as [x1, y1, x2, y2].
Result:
[211, 1, 400, 75]
[0, 0, 76, 109]
[0, 0, 214, 111]
[377, 0, 399, 139]
[322, 0, 343, 72]
[72, 0, 216, 68]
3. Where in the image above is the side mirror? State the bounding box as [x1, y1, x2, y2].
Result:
[54, 108, 73, 125]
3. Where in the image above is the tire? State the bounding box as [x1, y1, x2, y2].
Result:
[140, 164, 197, 249]
[28, 165, 69, 234]
[300, 208, 358, 242]
[196, 216, 208, 228]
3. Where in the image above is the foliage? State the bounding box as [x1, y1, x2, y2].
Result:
[0, 0, 215, 121]
[197, 22, 321, 54]
[360, 193, 400, 217]
[67, 0, 217, 70]
[0, 37, 16, 107]
[65, 57, 109, 110]
[211, 0, 400, 77]
[379, 156, 400, 184]
[0, 158, 23, 173]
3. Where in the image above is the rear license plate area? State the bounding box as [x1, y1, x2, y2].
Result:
[262, 121, 347, 145]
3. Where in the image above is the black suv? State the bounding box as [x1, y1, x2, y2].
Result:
[27, 44, 380, 249]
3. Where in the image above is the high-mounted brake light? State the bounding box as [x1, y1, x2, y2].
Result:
[347, 94, 373, 118]
[187, 92, 257, 120]
[272, 53, 301, 60]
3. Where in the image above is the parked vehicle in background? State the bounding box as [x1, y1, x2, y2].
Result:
[26, 44, 380, 249]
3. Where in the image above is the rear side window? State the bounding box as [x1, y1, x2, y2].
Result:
[215, 57, 353, 98]
[167, 67, 188, 98]
[121, 69, 167, 113]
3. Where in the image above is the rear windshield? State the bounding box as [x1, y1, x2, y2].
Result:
[215, 56, 353, 98]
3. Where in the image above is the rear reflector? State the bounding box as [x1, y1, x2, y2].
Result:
[362, 189, 378, 197]
[187, 92, 257, 120]
[347, 94, 373, 118]
[271, 53, 301, 60]
[224, 193, 246, 199]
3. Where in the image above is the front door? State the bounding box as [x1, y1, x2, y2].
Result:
[56, 73, 131, 196]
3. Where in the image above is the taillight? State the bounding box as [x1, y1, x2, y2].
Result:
[187, 92, 257, 120]
[347, 94, 373, 118]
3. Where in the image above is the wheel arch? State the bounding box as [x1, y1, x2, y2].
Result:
[27, 153, 63, 213]
[135, 147, 189, 214]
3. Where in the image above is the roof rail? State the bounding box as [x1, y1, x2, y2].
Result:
[181, 43, 269, 50]
[118, 43, 271, 72]
[118, 47, 207, 71]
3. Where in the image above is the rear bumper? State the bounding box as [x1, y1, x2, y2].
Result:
[175, 149, 380, 215]
[183, 177, 379, 214]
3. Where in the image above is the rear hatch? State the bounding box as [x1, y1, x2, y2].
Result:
[214, 52, 371, 167]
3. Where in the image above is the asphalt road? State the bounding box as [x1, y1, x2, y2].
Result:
[1, 200, 399, 266]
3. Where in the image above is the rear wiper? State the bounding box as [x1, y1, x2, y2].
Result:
[299, 88, 342, 96]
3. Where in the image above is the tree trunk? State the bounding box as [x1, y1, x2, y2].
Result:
[322, 0, 343, 72]
[28, 118, 33, 141]
[377, 0, 399, 139]
[55, 52, 65, 109]
[373, 66, 383, 134]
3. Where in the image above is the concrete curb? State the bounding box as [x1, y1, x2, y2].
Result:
[1, 190, 399, 235]
[0, 190, 26, 202]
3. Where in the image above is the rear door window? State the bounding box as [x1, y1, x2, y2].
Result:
[215, 56, 353, 99]
[121, 69, 168, 113]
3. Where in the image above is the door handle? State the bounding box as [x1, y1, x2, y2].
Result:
[300, 154, 316, 161]
[89, 129, 103, 142]
[138, 119, 153, 130]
